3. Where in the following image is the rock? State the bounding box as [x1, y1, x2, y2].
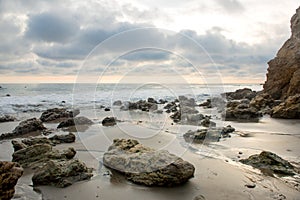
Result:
[40, 108, 80, 122]
[147, 97, 158, 104]
[49, 133, 76, 144]
[240, 151, 296, 176]
[121, 100, 158, 112]
[223, 88, 257, 100]
[11, 133, 76, 151]
[199, 97, 226, 109]
[193, 195, 206, 200]
[223, 100, 261, 122]
[13, 118, 46, 135]
[249, 93, 276, 114]
[32, 159, 92, 188]
[102, 117, 117, 126]
[11, 140, 28, 151]
[200, 118, 216, 127]
[245, 183, 256, 188]
[271, 94, 300, 118]
[0, 161, 23, 200]
[264, 7, 300, 100]
[199, 99, 212, 108]
[6, 94, 11, 97]
[12, 144, 76, 168]
[104, 108, 110, 111]
[158, 99, 167, 104]
[0, 115, 16, 123]
[0, 118, 46, 140]
[179, 96, 196, 107]
[103, 139, 195, 186]
[57, 116, 93, 128]
[183, 126, 235, 143]
[113, 100, 122, 106]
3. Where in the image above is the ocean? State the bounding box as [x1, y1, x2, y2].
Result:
[0, 83, 263, 115]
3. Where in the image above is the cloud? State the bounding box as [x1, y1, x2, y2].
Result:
[214, 0, 245, 14]
[25, 11, 80, 43]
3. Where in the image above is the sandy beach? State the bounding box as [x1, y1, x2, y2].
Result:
[1, 106, 299, 200]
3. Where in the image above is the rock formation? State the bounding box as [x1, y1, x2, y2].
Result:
[0, 161, 23, 200]
[40, 108, 80, 122]
[0, 118, 46, 140]
[57, 116, 93, 128]
[103, 139, 195, 186]
[240, 151, 297, 176]
[264, 7, 300, 100]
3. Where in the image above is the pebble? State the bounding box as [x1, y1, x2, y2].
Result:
[245, 183, 256, 188]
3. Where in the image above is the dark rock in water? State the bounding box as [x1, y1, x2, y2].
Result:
[0, 118, 46, 140]
[13, 118, 46, 135]
[271, 94, 300, 118]
[183, 125, 235, 143]
[0, 161, 23, 200]
[32, 159, 92, 188]
[49, 133, 76, 144]
[40, 108, 80, 122]
[147, 97, 158, 104]
[57, 116, 93, 128]
[103, 139, 195, 186]
[159, 99, 167, 104]
[102, 117, 117, 126]
[104, 108, 110, 111]
[223, 100, 261, 122]
[240, 151, 296, 176]
[263, 7, 300, 100]
[121, 100, 158, 112]
[113, 100, 122, 106]
[223, 88, 257, 100]
[0, 115, 16, 123]
[199, 99, 212, 108]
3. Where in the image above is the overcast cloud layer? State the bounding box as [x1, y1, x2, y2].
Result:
[0, 0, 299, 83]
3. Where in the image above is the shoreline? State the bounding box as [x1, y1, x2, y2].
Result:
[1, 107, 299, 200]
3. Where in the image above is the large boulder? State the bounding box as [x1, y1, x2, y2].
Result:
[223, 88, 257, 100]
[102, 117, 117, 126]
[103, 139, 195, 186]
[57, 116, 93, 128]
[0, 115, 16, 123]
[271, 94, 300, 118]
[32, 159, 92, 188]
[0, 161, 23, 200]
[0, 118, 46, 140]
[12, 118, 46, 135]
[183, 125, 235, 143]
[12, 144, 76, 168]
[240, 151, 297, 176]
[263, 7, 300, 100]
[223, 100, 261, 122]
[40, 108, 80, 122]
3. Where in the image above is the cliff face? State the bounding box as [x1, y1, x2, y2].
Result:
[263, 7, 300, 100]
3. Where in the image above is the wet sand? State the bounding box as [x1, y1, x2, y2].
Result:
[0, 109, 300, 200]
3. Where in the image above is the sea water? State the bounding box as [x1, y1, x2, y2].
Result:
[0, 83, 262, 115]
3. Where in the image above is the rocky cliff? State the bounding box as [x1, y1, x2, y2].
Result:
[264, 7, 300, 100]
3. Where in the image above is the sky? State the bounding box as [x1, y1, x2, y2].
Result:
[0, 0, 299, 84]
